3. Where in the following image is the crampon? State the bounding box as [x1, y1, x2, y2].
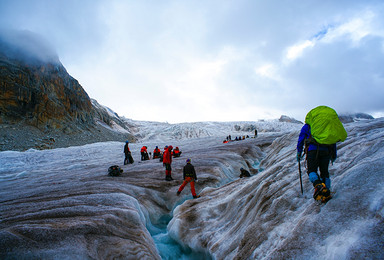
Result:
[313, 183, 332, 204]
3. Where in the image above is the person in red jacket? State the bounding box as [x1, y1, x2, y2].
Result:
[140, 146, 149, 161]
[153, 146, 161, 159]
[163, 145, 173, 181]
[172, 146, 182, 158]
[159, 146, 168, 163]
[177, 159, 200, 198]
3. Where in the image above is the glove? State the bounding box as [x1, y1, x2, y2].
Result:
[297, 152, 302, 162]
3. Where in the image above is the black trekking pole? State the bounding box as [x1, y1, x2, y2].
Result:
[298, 160, 304, 195]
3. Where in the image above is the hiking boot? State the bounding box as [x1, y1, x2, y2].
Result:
[319, 187, 331, 203]
[165, 176, 172, 181]
[313, 183, 326, 201]
[321, 194, 332, 203]
[177, 191, 181, 196]
[193, 195, 201, 199]
[322, 188, 331, 197]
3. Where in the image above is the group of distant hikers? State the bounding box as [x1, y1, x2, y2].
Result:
[123, 144, 183, 164]
[121, 143, 200, 198]
[116, 105, 347, 203]
[223, 130, 258, 144]
[223, 135, 250, 143]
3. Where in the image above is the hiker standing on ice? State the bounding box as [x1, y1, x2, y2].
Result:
[123, 141, 134, 165]
[177, 159, 200, 198]
[163, 145, 173, 181]
[296, 106, 347, 203]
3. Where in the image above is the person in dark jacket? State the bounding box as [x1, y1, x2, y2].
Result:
[297, 124, 337, 199]
[177, 159, 200, 198]
[124, 141, 134, 165]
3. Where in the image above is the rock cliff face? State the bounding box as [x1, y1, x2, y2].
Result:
[0, 31, 93, 131]
[0, 30, 134, 151]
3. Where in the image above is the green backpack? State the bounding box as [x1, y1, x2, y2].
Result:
[305, 106, 347, 145]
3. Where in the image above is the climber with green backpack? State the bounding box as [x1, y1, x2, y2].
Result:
[297, 106, 347, 203]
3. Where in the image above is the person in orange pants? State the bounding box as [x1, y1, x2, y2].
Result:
[177, 159, 200, 198]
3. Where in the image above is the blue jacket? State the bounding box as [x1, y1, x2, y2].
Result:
[297, 124, 337, 158]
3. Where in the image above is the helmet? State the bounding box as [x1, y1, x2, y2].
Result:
[186, 158, 191, 163]
[125, 141, 129, 144]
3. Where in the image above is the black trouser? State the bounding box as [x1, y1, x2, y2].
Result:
[307, 149, 330, 184]
[124, 153, 134, 164]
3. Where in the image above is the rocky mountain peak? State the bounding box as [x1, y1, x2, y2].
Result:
[278, 115, 302, 124]
[0, 30, 94, 131]
[0, 30, 134, 151]
[339, 112, 374, 123]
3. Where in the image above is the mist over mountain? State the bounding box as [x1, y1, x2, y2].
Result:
[0, 29, 60, 65]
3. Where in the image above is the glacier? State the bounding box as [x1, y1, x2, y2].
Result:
[0, 118, 383, 259]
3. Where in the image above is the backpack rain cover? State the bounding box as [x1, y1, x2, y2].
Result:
[305, 106, 347, 145]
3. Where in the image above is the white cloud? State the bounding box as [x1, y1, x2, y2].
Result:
[323, 10, 378, 45]
[285, 40, 315, 61]
[284, 9, 384, 63]
[254, 63, 280, 81]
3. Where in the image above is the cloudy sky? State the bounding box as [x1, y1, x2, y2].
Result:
[1, 0, 384, 123]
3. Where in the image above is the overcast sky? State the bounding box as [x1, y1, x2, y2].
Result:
[1, 0, 384, 123]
